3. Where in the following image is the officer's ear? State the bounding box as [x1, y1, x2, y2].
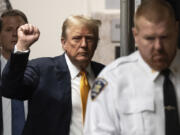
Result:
[132, 27, 138, 42]
[132, 27, 140, 48]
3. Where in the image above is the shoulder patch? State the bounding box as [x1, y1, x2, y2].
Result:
[91, 78, 107, 100]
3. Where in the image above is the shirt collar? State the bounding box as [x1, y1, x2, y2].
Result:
[137, 51, 159, 82]
[138, 50, 180, 81]
[1, 55, 7, 74]
[168, 50, 180, 76]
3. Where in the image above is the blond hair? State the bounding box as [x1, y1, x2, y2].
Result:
[61, 15, 101, 41]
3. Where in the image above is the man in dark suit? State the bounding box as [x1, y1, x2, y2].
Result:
[1, 15, 104, 135]
[0, 9, 28, 135]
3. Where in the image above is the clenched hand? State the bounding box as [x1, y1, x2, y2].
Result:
[16, 24, 40, 51]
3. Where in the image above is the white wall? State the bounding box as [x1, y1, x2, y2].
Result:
[10, 0, 105, 59]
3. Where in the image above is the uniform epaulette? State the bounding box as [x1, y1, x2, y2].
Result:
[102, 51, 139, 73]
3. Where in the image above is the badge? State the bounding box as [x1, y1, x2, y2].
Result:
[91, 78, 107, 100]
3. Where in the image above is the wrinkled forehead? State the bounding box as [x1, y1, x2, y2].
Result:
[0, 16, 26, 31]
[66, 25, 94, 37]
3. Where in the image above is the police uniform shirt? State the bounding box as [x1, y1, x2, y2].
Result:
[1, 55, 28, 135]
[65, 54, 95, 135]
[84, 50, 180, 135]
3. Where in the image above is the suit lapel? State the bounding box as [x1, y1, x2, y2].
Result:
[54, 54, 71, 95]
[91, 61, 104, 77]
[0, 58, 3, 134]
[54, 54, 72, 131]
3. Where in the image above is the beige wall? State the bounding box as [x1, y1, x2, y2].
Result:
[92, 10, 120, 65]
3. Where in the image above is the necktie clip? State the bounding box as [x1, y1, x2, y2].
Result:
[165, 105, 176, 111]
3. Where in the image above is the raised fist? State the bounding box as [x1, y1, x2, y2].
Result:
[16, 24, 40, 51]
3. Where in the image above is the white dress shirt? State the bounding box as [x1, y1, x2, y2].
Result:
[1, 55, 28, 135]
[84, 50, 180, 135]
[65, 54, 95, 135]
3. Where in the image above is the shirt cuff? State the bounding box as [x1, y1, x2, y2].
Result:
[14, 45, 30, 54]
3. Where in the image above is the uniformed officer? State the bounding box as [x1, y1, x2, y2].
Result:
[84, 0, 180, 135]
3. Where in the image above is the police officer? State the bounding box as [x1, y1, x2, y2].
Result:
[84, 0, 180, 135]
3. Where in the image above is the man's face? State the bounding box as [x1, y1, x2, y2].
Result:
[62, 24, 98, 69]
[0, 16, 26, 57]
[133, 17, 178, 71]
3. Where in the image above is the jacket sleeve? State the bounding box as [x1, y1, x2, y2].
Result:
[1, 52, 39, 100]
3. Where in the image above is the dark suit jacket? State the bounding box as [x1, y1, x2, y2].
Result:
[1, 53, 104, 135]
[0, 57, 27, 135]
[0, 60, 3, 134]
